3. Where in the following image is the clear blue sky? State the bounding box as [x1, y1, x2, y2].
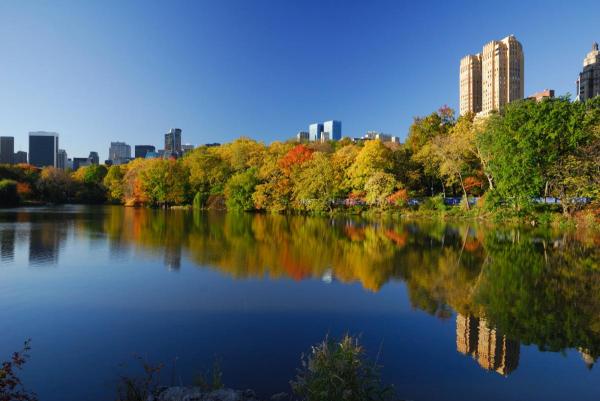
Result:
[1, 0, 599, 161]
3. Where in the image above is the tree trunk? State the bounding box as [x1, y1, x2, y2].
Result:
[458, 172, 470, 210]
[485, 173, 494, 190]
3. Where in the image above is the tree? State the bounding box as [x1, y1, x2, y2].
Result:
[331, 144, 360, 196]
[36, 167, 72, 203]
[103, 165, 125, 203]
[183, 147, 231, 200]
[293, 152, 337, 212]
[430, 116, 479, 207]
[548, 132, 600, 215]
[0, 179, 19, 207]
[140, 159, 189, 207]
[224, 168, 259, 211]
[72, 165, 108, 203]
[347, 140, 394, 191]
[364, 172, 397, 207]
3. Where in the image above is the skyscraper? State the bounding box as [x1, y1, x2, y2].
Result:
[108, 142, 131, 162]
[459, 35, 524, 115]
[459, 54, 482, 115]
[165, 128, 182, 153]
[57, 149, 68, 170]
[134, 145, 156, 158]
[309, 123, 323, 141]
[323, 120, 342, 141]
[88, 151, 99, 165]
[0, 136, 15, 164]
[29, 132, 59, 168]
[576, 42, 600, 101]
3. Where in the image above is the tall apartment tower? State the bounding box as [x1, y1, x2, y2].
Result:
[459, 55, 482, 115]
[460, 35, 524, 115]
[576, 42, 600, 101]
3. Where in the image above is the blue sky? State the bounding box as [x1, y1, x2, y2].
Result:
[0, 0, 599, 161]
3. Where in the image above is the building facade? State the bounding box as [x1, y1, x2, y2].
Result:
[0, 136, 15, 164]
[165, 128, 182, 154]
[460, 35, 524, 115]
[57, 149, 68, 169]
[135, 145, 156, 158]
[296, 131, 309, 141]
[108, 142, 131, 162]
[72, 157, 90, 171]
[29, 132, 59, 168]
[88, 152, 99, 165]
[323, 120, 342, 141]
[577, 42, 600, 101]
[528, 89, 555, 101]
[14, 151, 27, 164]
[459, 54, 482, 115]
[309, 123, 323, 142]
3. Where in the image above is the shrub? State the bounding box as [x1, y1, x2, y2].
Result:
[0, 339, 37, 401]
[290, 334, 397, 401]
[420, 194, 446, 211]
[0, 179, 19, 207]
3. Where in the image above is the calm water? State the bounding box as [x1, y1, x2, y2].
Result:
[1, 206, 599, 401]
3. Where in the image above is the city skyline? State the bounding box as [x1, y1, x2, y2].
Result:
[1, 1, 599, 161]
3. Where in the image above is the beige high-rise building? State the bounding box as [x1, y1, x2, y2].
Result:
[459, 54, 482, 115]
[459, 35, 524, 116]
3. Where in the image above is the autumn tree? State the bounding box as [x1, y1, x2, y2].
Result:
[347, 140, 394, 191]
[292, 152, 337, 212]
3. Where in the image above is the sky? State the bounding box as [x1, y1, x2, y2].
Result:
[0, 0, 599, 161]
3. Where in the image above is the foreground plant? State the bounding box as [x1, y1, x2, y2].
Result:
[290, 334, 398, 401]
[0, 339, 37, 401]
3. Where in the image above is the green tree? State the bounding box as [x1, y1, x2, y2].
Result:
[224, 168, 259, 211]
[140, 159, 189, 207]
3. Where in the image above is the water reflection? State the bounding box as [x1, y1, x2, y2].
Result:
[1, 206, 599, 376]
[456, 314, 519, 376]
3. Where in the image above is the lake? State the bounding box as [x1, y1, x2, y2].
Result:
[0, 205, 599, 400]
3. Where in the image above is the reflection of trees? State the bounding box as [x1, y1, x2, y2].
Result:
[87, 209, 600, 366]
[475, 231, 600, 358]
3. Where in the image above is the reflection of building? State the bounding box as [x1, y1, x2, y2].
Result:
[28, 223, 65, 266]
[456, 313, 520, 376]
[578, 348, 597, 370]
[456, 314, 479, 355]
[0, 227, 16, 261]
[164, 246, 181, 271]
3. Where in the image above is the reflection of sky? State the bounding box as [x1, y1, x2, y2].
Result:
[0, 208, 599, 401]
